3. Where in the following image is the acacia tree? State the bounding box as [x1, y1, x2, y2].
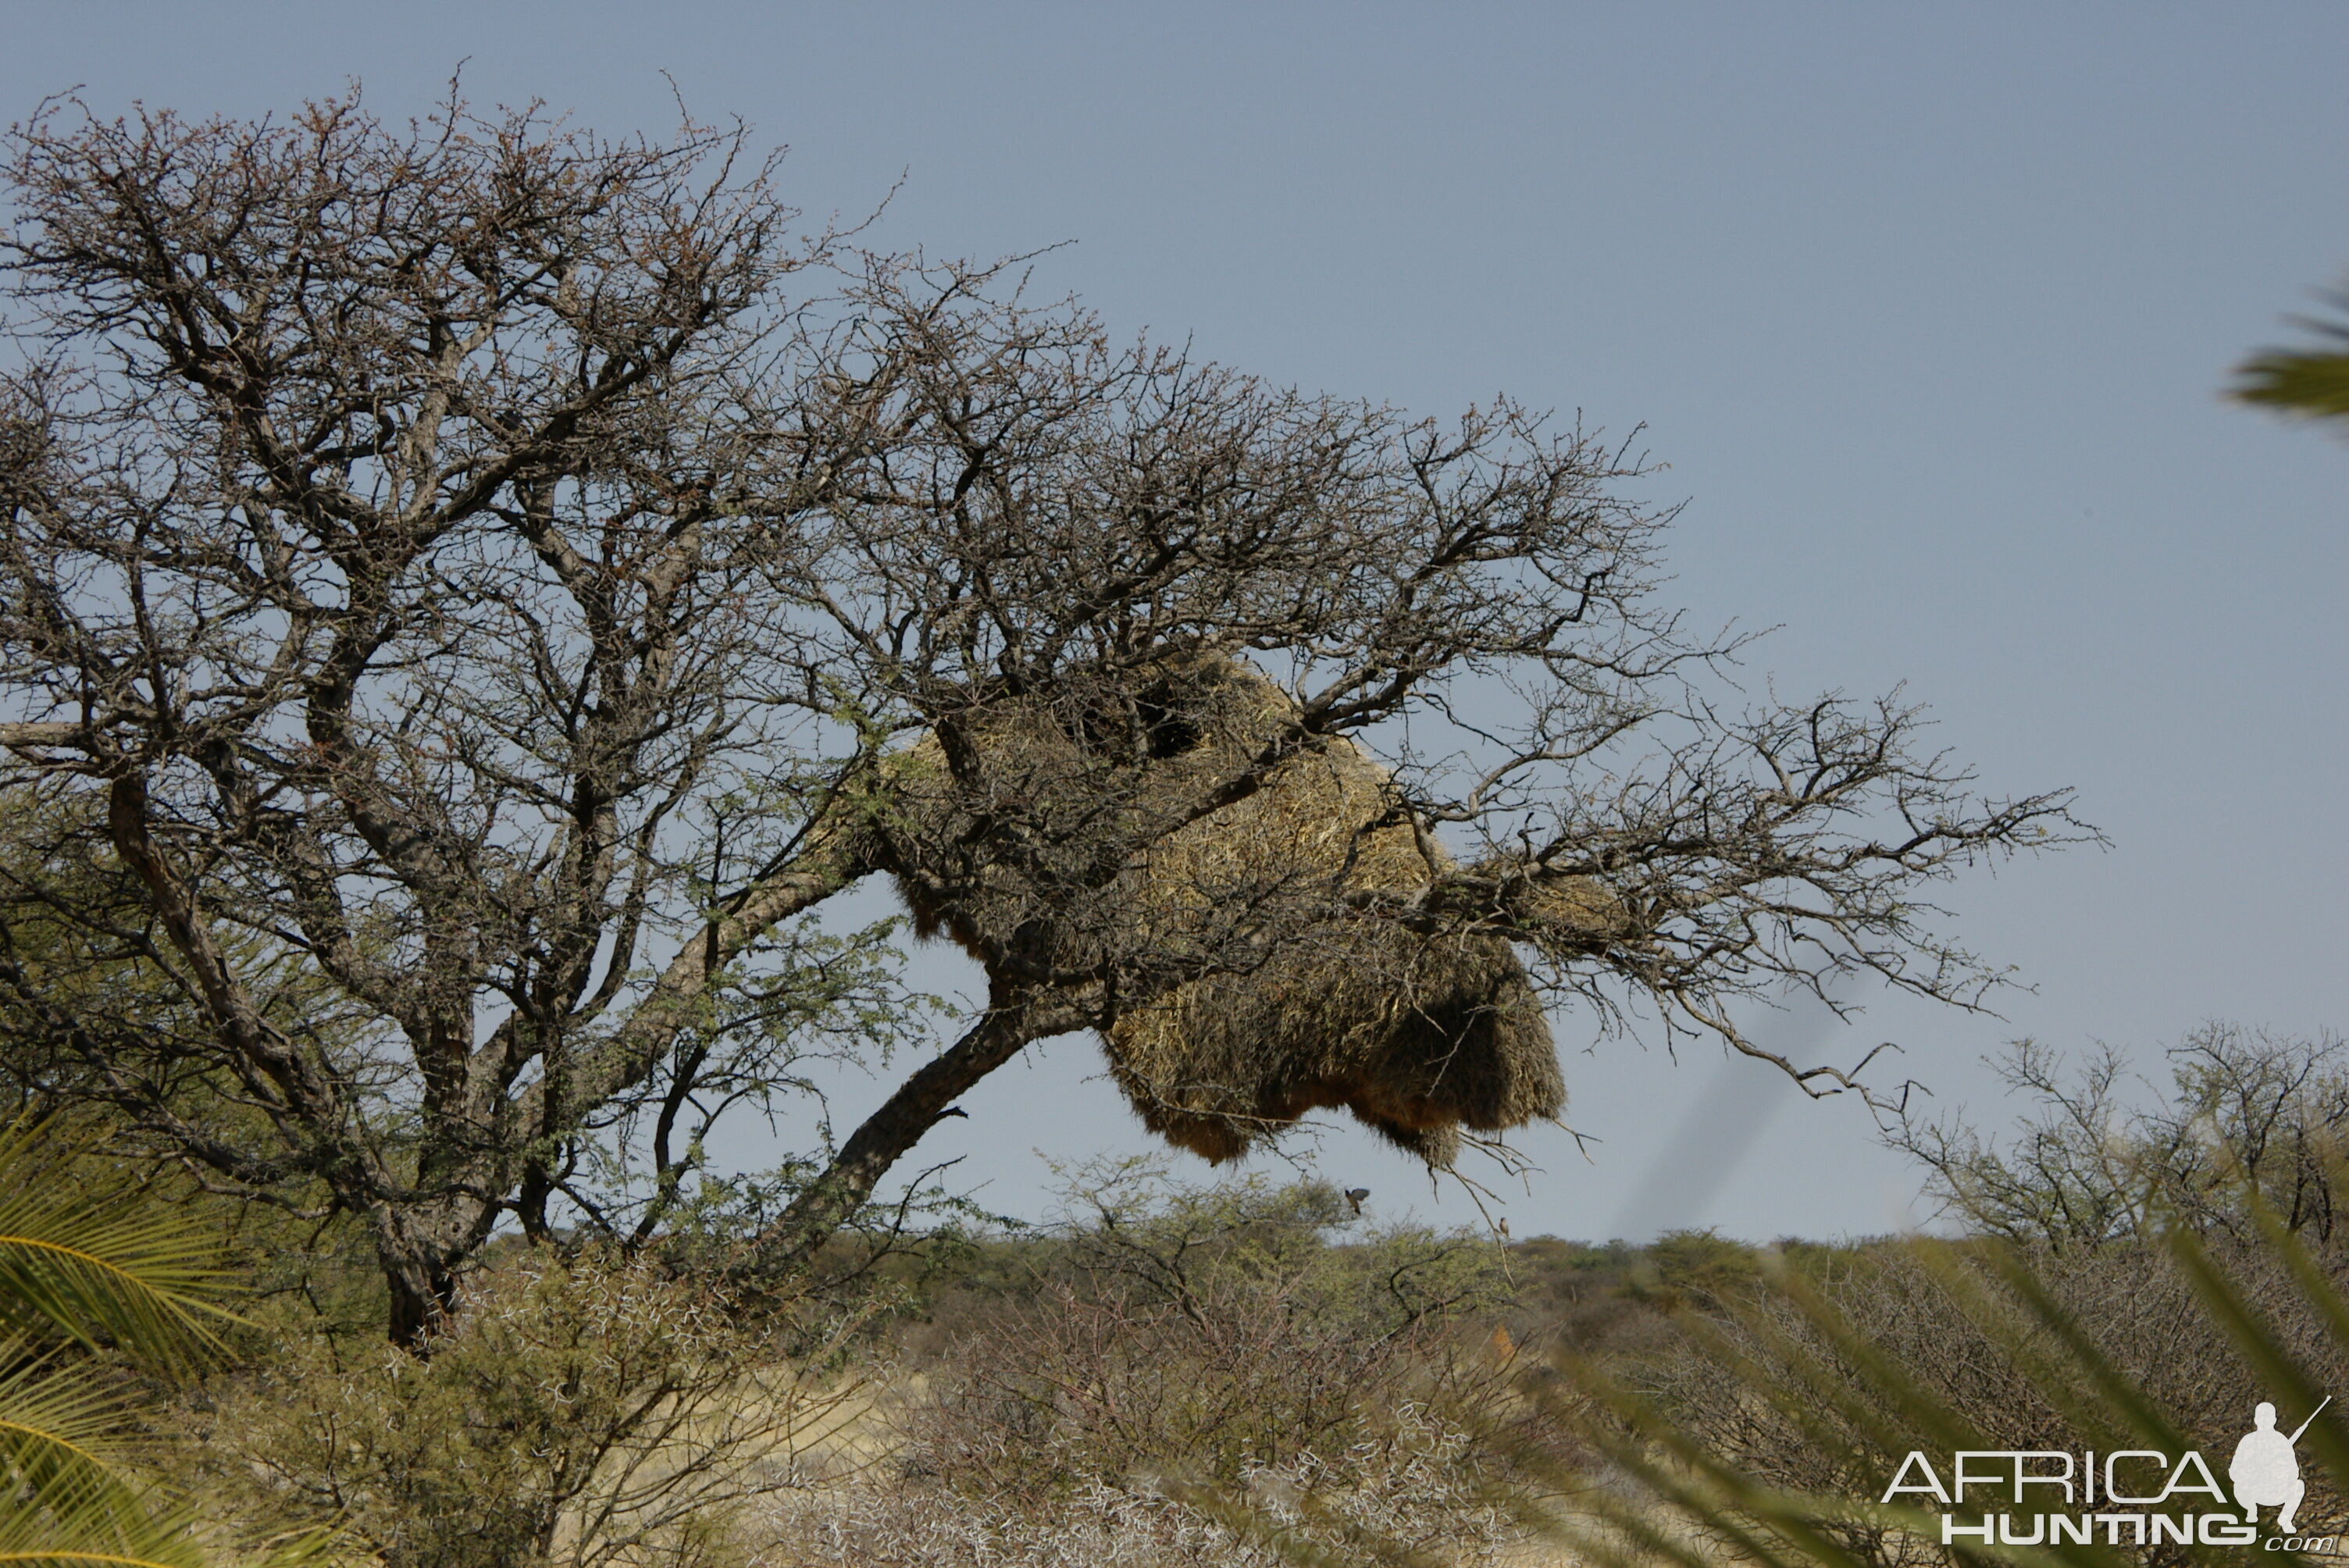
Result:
[1891, 1026, 2349, 1250]
[0, 94, 2088, 1341]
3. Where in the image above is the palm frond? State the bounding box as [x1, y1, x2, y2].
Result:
[2232, 298, 2349, 422]
[0, 1332, 149, 1512]
[0, 1124, 272, 1567]
[1560, 1229, 2344, 1568]
[0, 1483, 216, 1568]
[1260, 1211, 2349, 1568]
[0, 1122, 238, 1371]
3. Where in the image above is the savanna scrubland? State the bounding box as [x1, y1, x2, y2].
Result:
[4, 87, 2349, 1568]
[9, 1022, 2349, 1566]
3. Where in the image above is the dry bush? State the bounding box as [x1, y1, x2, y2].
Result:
[752, 1405, 1520, 1567]
[1261, 1034, 2349, 1568]
[918, 1270, 1516, 1501]
[180, 1249, 868, 1568]
[780, 1164, 1545, 1563]
[1589, 1027, 2349, 1568]
[1641, 1238, 2349, 1568]
[1894, 1026, 2349, 1250]
[907, 1164, 1520, 1495]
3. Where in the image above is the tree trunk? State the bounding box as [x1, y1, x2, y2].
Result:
[383, 1239, 462, 1349]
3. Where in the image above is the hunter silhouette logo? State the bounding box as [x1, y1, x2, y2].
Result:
[2230, 1397, 2326, 1535]
[1881, 1395, 2336, 1550]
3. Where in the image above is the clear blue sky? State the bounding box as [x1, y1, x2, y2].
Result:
[8, 2, 2345, 1240]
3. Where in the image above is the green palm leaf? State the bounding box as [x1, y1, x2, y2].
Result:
[2232, 295, 2349, 423]
[0, 1334, 148, 1512]
[1258, 1213, 2349, 1568]
[0, 1489, 215, 1568]
[0, 1124, 238, 1372]
[0, 1124, 296, 1567]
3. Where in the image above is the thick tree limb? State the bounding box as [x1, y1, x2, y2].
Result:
[749, 989, 1090, 1275]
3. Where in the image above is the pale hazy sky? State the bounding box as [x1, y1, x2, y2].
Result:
[7, 3, 2345, 1241]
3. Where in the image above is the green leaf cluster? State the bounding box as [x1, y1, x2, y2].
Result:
[2235, 296, 2349, 425]
[0, 1120, 316, 1567]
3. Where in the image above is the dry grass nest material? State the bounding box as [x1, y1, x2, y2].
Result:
[878, 657, 1617, 1168]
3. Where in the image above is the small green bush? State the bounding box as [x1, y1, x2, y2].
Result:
[188, 1249, 866, 1568]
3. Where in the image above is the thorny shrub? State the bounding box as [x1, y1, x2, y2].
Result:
[1893, 1026, 2349, 1250]
[757, 1402, 1518, 1567]
[1639, 1238, 2349, 1568]
[904, 1164, 1542, 1516]
[180, 1249, 868, 1568]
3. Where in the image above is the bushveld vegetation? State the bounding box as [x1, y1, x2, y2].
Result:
[0, 1025, 2342, 1566]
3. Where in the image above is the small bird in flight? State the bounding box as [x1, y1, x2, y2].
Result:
[1345, 1187, 1371, 1216]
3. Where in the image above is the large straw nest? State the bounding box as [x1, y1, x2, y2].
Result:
[876, 658, 1600, 1167]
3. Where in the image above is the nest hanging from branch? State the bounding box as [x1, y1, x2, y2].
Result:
[874, 657, 1609, 1167]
